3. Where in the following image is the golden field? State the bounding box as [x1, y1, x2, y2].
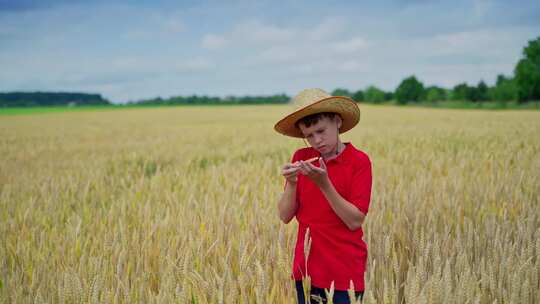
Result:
[0, 105, 539, 303]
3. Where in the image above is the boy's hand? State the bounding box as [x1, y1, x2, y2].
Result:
[282, 163, 300, 184]
[297, 157, 330, 188]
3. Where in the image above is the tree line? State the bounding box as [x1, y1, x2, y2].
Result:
[334, 36, 540, 104]
[1, 36, 538, 107]
[0, 92, 110, 107]
[129, 94, 289, 106]
[332, 74, 517, 105]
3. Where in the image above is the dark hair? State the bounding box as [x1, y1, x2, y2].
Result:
[295, 112, 337, 128]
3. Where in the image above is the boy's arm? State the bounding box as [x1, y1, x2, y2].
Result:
[277, 180, 298, 224]
[319, 182, 365, 230]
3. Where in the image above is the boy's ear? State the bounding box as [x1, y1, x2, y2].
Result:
[336, 115, 342, 129]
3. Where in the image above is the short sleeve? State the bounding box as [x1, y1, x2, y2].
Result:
[349, 158, 372, 215]
[291, 149, 303, 163]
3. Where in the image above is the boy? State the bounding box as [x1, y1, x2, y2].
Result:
[274, 88, 372, 304]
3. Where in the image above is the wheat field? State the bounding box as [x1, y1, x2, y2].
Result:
[0, 105, 539, 303]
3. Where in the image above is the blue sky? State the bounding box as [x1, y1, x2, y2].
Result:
[0, 0, 539, 103]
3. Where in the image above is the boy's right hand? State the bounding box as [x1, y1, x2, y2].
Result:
[282, 163, 300, 184]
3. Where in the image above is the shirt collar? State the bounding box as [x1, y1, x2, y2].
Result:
[322, 142, 352, 165]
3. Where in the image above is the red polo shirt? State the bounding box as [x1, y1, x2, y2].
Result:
[290, 143, 372, 291]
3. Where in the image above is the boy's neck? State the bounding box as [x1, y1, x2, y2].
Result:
[322, 141, 346, 160]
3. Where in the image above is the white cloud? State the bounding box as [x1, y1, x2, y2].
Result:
[336, 60, 368, 72]
[254, 46, 298, 64]
[100, 56, 214, 75]
[211, 17, 370, 68]
[202, 34, 228, 49]
[427, 27, 532, 59]
[308, 17, 347, 41]
[174, 58, 214, 72]
[120, 9, 186, 39]
[290, 64, 315, 74]
[162, 17, 185, 33]
[472, 0, 494, 19]
[332, 37, 370, 53]
[233, 19, 297, 44]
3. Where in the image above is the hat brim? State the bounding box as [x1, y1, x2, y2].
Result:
[274, 96, 360, 138]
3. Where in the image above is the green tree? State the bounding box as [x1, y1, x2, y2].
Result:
[352, 90, 364, 102]
[331, 88, 352, 97]
[461, 80, 489, 102]
[489, 74, 517, 102]
[364, 86, 385, 103]
[514, 36, 540, 102]
[384, 91, 394, 101]
[0, 92, 110, 107]
[425, 86, 446, 102]
[452, 83, 471, 101]
[475, 80, 489, 102]
[395, 75, 425, 104]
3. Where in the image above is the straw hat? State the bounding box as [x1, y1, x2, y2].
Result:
[274, 88, 360, 138]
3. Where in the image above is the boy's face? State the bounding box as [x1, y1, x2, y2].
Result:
[298, 116, 341, 155]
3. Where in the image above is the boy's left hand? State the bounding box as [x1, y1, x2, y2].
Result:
[297, 157, 330, 188]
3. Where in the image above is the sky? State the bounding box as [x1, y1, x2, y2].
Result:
[0, 0, 539, 103]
